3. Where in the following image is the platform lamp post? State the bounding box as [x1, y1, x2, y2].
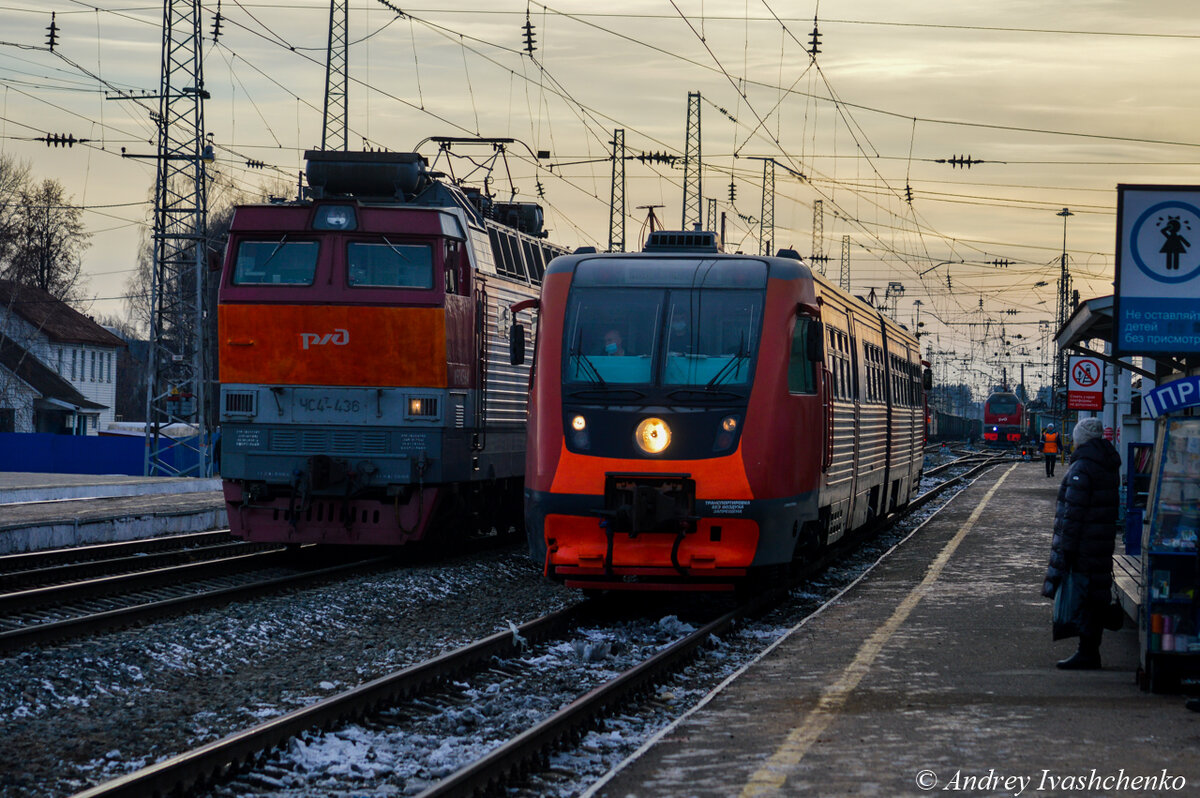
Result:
[1053, 207, 1073, 422]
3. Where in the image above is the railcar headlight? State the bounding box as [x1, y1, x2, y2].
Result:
[571, 415, 587, 431]
[635, 417, 671, 455]
[721, 415, 738, 433]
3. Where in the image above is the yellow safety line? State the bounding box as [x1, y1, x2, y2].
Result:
[739, 463, 1018, 797]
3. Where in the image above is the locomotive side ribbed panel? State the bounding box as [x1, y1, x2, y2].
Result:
[481, 279, 539, 427]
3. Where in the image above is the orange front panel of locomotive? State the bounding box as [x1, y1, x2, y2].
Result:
[544, 513, 759, 572]
[219, 304, 447, 387]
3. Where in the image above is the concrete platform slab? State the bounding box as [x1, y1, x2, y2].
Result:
[590, 461, 1200, 797]
[0, 473, 226, 554]
[0, 472, 220, 504]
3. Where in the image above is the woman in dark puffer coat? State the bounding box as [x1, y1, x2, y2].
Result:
[1041, 416, 1122, 670]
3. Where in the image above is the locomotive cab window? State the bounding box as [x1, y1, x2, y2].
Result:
[347, 241, 433, 288]
[232, 239, 319, 285]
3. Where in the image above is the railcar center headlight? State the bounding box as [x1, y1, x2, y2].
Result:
[635, 417, 671, 455]
[571, 415, 587, 431]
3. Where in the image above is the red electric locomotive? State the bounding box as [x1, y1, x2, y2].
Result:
[513, 232, 925, 592]
[217, 148, 568, 546]
[982, 390, 1024, 447]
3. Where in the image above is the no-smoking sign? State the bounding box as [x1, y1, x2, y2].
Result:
[1068, 355, 1104, 410]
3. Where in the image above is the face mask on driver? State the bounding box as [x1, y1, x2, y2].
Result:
[605, 342, 619, 355]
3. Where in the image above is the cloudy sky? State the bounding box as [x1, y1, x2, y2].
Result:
[2, 0, 1198, 398]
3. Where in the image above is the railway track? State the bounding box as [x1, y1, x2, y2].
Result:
[0, 530, 271, 592]
[0, 545, 393, 653]
[70, 457, 1003, 798]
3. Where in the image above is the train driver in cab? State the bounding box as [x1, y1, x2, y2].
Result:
[603, 328, 626, 356]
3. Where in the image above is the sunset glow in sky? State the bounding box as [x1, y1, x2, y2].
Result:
[3, 1, 1198, 398]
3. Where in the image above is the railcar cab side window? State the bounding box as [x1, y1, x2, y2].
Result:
[788, 317, 817, 394]
[232, 240, 319, 285]
[347, 241, 434, 288]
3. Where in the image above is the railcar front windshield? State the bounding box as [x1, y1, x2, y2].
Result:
[562, 258, 766, 389]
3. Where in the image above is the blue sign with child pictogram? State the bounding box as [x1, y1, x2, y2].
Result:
[1116, 186, 1200, 355]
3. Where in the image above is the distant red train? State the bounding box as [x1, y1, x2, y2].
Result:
[982, 390, 1024, 446]
[513, 232, 925, 592]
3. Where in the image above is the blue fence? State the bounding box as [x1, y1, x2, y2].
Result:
[0, 432, 213, 476]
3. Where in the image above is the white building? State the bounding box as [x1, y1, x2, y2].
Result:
[0, 280, 124, 434]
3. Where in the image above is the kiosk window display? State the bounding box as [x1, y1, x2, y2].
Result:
[1140, 417, 1200, 692]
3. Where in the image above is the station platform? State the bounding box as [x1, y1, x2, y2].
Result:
[0, 473, 225, 555]
[590, 461, 1200, 797]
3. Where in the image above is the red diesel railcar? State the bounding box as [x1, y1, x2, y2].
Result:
[513, 232, 925, 592]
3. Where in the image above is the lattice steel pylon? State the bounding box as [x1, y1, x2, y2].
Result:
[839, 235, 850, 291]
[608, 129, 625, 252]
[759, 159, 774, 256]
[681, 91, 701, 229]
[706, 198, 717, 237]
[143, 0, 210, 476]
[809, 199, 829, 273]
[321, 0, 348, 151]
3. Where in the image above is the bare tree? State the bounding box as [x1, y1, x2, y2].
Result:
[0, 152, 32, 268]
[3, 179, 90, 305]
[122, 170, 290, 334]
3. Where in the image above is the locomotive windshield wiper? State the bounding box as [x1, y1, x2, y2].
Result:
[380, 236, 413, 262]
[569, 328, 606, 388]
[705, 332, 748, 390]
[261, 235, 289, 268]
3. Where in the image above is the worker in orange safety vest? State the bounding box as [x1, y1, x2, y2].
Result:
[1040, 424, 1060, 478]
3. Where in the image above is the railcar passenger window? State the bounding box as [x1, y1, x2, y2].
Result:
[347, 241, 433, 288]
[232, 240, 319, 285]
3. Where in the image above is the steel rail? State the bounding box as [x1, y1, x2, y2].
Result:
[68, 606, 584, 798]
[0, 530, 236, 572]
[0, 548, 292, 615]
[0, 555, 392, 653]
[0, 540, 277, 592]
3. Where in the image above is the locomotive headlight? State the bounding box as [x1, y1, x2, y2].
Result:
[571, 415, 587, 431]
[721, 415, 738, 433]
[635, 417, 671, 455]
[312, 204, 358, 231]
